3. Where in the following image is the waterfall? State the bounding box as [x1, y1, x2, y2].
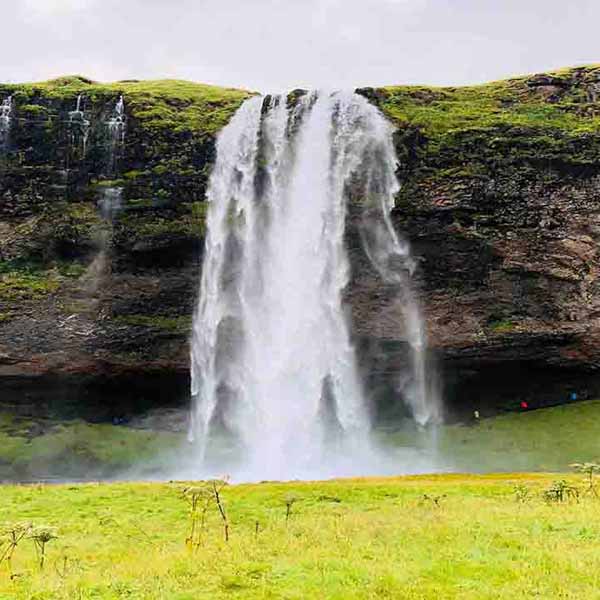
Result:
[344, 94, 442, 427]
[83, 95, 126, 295]
[98, 96, 126, 220]
[0, 95, 13, 150]
[190, 91, 439, 480]
[98, 187, 122, 221]
[68, 94, 90, 156]
[108, 96, 126, 152]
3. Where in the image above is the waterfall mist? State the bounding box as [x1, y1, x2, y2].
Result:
[188, 91, 441, 481]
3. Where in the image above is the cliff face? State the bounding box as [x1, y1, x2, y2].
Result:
[357, 65, 600, 417]
[0, 76, 249, 417]
[2, 68, 600, 420]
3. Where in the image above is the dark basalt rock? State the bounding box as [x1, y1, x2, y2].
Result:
[3, 69, 600, 422]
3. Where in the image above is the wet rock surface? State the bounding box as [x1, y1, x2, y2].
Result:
[3, 70, 600, 421]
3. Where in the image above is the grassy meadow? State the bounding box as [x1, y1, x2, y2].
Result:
[1, 474, 600, 598]
[2, 399, 600, 480]
[387, 398, 600, 473]
[0, 401, 599, 597]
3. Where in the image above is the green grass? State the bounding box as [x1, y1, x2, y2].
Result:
[387, 399, 600, 472]
[379, 65, 600, 136]
[113, 201, 208, 246]
[1, 75, 252, 135]
[370, 65, 600, 174]
[2, 399, 600, 481]
[1, 474, 600, 598]
[113, 314, 192, 333]
[1, 402, 599, 596]
[0, 415, 183, 480]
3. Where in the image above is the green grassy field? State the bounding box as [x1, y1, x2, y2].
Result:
[0, 402, 599, 597]
[1, 474, 600, 599]
[387, 399, 600, 473]
[2, 399, 600, 481]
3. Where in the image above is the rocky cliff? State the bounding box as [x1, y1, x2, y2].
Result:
[2, 67, 600, 421]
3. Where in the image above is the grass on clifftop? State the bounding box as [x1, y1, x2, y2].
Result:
[1, 474, 600, 598]
[378, 64, 600, 137]
[0, 75, 252, 135]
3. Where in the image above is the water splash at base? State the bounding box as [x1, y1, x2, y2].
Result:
[189, 91, 441, 481]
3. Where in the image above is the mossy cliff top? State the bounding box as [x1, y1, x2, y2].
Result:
[356, 64, 600, 182]
[10, 63, 600, 137]
[0, 75, 252, 135]
[371, 64, 600, 135]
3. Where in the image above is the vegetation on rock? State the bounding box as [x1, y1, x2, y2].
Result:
[2, 66, 600, 414]
[1, 474, 600, 598]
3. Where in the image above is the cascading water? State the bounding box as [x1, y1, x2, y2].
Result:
[82, 95, 126, 295]
[0, 95, 13, 150]
[99, 96, 125, 220]
[343, 96, 442, 427]
[68, 94, 90, 156]
[190, 91, 440, 481]
[108, 96, 126, 156]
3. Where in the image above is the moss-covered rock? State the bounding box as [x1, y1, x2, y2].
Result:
[2, 67, 600, 419]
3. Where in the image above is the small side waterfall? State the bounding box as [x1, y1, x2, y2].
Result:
[99, 96, 126, 220]
[98, 187, 122, 222]
[0, 95, 13, 150]
[82, 95, 126, 296]
[345, 95, 442, 426]
[108, 96, 126, 166]
[68, 94, 90, 156]
[190, 91, 439, 480]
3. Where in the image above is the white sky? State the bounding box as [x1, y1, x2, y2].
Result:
[3, 0, 600, 92]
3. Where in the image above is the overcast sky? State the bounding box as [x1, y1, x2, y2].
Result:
[4, 0, 600, 92]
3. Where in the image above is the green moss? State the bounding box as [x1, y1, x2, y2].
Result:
[368, 65, 600, 171]
[379, 68, 600, 137]
[136, 217, 190, 237]
[17, 104, 50, 118]
[125, 198, 155, 209]
[113, 314, 191, 332]
[0, 259, 67, 300]
[0, 270, 59, 301]
[185, 201, 208, 230]
[0, 257, 86, 302]
[1, 76, 252, 136]
[116, 203, 207, 243]
[54, 261, 87, 278]
[487, 319, 516, 333]
[93, 179, 125, 188]
[122, 170, 150, 181]
[48, 202, 106, 249]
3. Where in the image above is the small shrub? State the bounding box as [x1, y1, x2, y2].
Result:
[422, 494, 446, 508]
[284, 494, 298, 526]
[211, 479, 230, 543]
[514, 484, 530, 503]
[0, 522, 31, 574]
[181, 478, 230, 547]
[181, 485, 212, 549]
[543, 480, 579, 504]
[29, 525, 58, 570]
[570, 462, 600, 497]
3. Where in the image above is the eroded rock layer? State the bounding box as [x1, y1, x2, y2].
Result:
[2, 67, 600, 420]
